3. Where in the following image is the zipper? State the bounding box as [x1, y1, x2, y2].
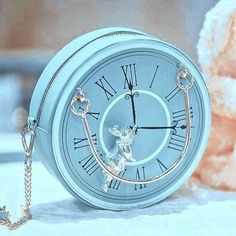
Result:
[28, 30, 149, 129]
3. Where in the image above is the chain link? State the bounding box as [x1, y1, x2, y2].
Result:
[0, 125, 35, 230]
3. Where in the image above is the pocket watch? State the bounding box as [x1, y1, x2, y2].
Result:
[26, 27, 211, 210]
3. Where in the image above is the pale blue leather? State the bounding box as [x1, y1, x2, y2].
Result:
[28, 27, 211, 210]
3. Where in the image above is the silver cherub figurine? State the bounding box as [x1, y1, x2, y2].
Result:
[102, 125, 137, 192]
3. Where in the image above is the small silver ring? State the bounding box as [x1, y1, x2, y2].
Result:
[177, 69, 194, 90]
[70, 95, 90, 116]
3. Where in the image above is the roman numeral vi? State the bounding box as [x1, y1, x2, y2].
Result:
[134, 167, 146, 190]
[109, 170, 126, 190]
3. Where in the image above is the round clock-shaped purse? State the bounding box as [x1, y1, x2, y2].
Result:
[28, 27, 211, 210]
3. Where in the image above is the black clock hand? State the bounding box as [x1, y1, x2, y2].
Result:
[137, 121, 187, 130]
[138, 125, 186, 129]
[124, 80, 139, 125]
[125, 92, 137, 124]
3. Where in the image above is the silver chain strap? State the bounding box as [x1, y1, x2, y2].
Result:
[70, 66, 194, 186]
[0, 125, 35, 230]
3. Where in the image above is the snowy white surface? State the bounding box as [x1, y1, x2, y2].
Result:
[0, 161, 236, 236]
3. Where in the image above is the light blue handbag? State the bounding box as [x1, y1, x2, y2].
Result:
[0, 27, 211, 230]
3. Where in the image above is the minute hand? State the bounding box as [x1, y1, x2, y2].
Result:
[137, 126, 175, 130]
[137, 124, 187, 130]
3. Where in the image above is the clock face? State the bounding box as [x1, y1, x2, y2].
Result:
[54, 44, 209, 209]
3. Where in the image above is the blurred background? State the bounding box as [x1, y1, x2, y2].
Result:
[0, 0, 218, 162]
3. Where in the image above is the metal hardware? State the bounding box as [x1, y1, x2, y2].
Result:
[70, 87, 91, 117]
[177, 66, 194, 90]
[71, 66, 194, 190]
[0, 30, 149, 230]
[0, 124, 35, 230]
[103, 125, 137, 192]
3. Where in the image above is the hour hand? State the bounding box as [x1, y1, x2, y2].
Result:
[124, 91, 139, 125]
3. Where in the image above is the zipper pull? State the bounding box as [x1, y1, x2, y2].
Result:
[27, 117, 38, 131]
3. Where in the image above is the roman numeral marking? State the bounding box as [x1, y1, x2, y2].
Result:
[134, 167, 146, 190]
[95, 76, 117, 100]
[79, 107, 100, 120]
[156, 158, 168, 173]
[74, 134, 97, 150]
[122, 63, 138, 89]
[165, 86, 181, 102]
[168, 133, 185, 152]
[149, 65, 159, 88]
[173, 107, 193, 122]
[78, 153, 101, 176]
[109, 169, 126, 190]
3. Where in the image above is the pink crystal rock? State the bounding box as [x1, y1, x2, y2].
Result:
[195, 0, 236, 190]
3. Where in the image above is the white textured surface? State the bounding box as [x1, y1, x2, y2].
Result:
[1, 161, 236, 236]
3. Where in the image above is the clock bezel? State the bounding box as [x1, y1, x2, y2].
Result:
[50, 38, 211, 210]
